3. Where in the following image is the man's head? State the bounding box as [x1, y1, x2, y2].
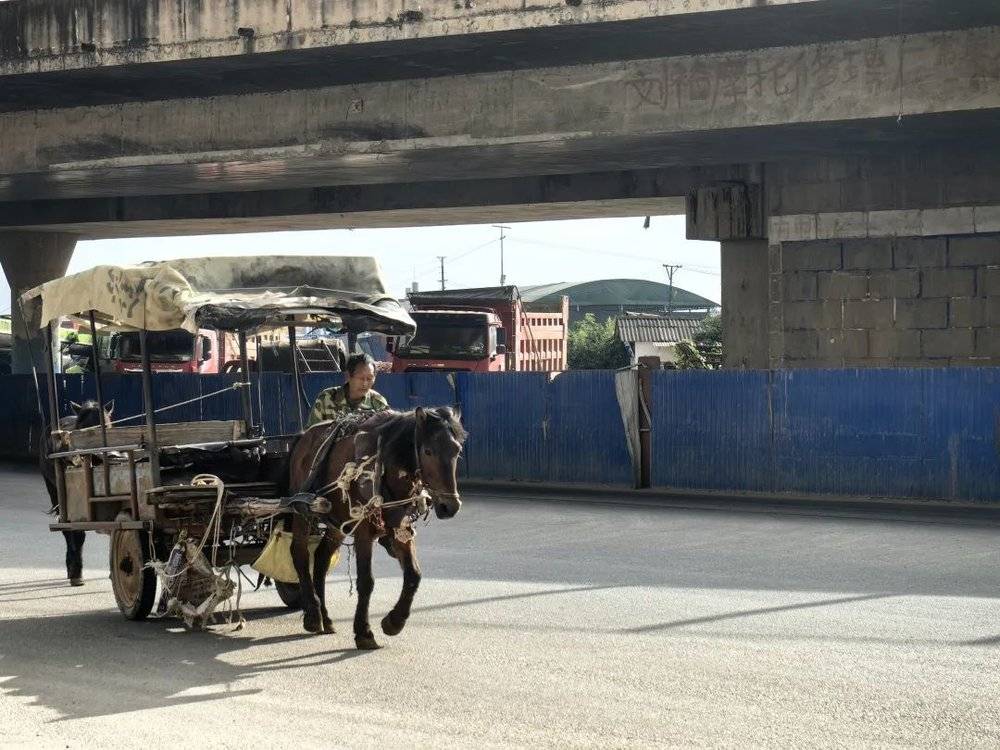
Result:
[345, 353, 376, 400]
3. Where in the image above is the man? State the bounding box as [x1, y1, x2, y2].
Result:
[306, 353, 389, 427]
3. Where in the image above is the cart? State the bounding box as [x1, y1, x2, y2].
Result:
[21, 256, 415, 622]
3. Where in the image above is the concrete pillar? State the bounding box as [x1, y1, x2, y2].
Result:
[720, 240, 769, 369]
[686, 180, 769, 368]
[0, 232, 77, 374]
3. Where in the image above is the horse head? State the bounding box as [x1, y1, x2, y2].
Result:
[70, 399, 114, 429]
[414, 406, 466, 519]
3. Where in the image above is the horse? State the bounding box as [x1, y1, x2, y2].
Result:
[287, 406, 465, 650]
[38, 399, 114, 586]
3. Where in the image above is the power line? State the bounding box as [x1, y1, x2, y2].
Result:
[448, 237, 499, 264]
[507, 237, 721, 276]
[411, 237, 500, 278]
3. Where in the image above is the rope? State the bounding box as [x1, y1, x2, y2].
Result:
[309, 452, 431, 538]
[110, 382, 251, 426]
[146, 473, 241, 629]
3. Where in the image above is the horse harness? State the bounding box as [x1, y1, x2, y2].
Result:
[298, 413, 433, 542]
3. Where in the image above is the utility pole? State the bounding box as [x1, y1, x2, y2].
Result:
[437, 256, 447, 291]
[493, 225, 510, 286]
[663, 264, 682, 313]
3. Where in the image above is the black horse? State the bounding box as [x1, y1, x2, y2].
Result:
[39, 399, 114, 586]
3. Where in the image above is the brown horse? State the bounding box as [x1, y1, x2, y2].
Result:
[287, 406, 465, 650]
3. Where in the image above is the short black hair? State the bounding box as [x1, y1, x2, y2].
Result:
[345, 353, 376, 375]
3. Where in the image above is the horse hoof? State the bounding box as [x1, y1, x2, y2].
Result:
[303, 615, 323, 634]
[322, 618, 336, 634]
[355, 634, 382, 650]
[381, 613, 404, 636]
[69, 577, 84, 587]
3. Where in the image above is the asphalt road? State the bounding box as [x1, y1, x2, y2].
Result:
[1, 463, 998, 748]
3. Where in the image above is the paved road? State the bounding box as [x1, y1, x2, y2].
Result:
[1, 463, 998, 748]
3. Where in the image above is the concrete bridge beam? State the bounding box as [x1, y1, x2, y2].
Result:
[3, 25, 998, 196]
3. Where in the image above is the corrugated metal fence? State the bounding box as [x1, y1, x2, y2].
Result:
[6, 369, 999, 501]
[650, 368, 1000, 502]
[3, 371, 633, 486]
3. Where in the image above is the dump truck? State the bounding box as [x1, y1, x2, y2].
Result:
[391, 286, 569, 373]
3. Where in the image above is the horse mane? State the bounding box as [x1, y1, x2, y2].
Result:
[375, 407, 466, 473]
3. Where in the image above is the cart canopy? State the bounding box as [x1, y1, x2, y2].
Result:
[20, 256, 415, 336]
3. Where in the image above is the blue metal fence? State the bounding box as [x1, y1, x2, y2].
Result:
[9, 368, 1000, 501]
[651, 370, 773, 493]
[651, 368, 1000, 502]
[545, 370, 633, 485]
[457, 373, 549, 482]
[6, 370, 633, 486]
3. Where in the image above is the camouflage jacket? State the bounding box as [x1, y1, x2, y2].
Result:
[306, 384, 389, 428]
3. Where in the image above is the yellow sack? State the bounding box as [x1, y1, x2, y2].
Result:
[251, 528, 340, 584]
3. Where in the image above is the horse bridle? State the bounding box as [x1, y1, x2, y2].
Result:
[410, 419, 461, 506]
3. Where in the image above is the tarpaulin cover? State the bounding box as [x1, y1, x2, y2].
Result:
[20, 256, 416, 336]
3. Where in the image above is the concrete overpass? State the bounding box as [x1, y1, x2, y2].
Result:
[2, 0, 1000, 371]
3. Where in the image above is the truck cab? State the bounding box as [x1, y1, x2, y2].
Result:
[108, 329, 218, 373]
[391, 310, 507, 373]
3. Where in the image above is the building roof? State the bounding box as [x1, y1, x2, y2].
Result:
[409, 286, 518, 302]
[410, 279, 719, 310]
[519, 279, 717, 309]
[615, 312, 708, 344]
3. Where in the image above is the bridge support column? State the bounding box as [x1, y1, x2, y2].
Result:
[687, 181, 768, 368]
[0, 232, 76, 374]
[720, 240, 770, 369]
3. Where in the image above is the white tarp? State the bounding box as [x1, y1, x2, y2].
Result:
[20, 256, 415, 336]
[614, 368, 642, 488]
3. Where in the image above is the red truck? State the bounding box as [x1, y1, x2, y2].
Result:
[391, 286, 569, 373]
[107, 329, 222, 374]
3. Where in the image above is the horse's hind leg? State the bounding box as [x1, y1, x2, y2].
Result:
[63, 530, 85, 586]
[291, 515, 322, 634]
[312, 527, 342, 634]
[381, 538, 421, 637]
[352, 527, 380, 650]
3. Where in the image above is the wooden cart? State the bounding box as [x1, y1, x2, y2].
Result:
[21, 255, 415, 620]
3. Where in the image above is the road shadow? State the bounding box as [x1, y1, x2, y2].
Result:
[0, 607, 375, 722]
[415, 496, 1000, 598]
[623, 593, 892, 633]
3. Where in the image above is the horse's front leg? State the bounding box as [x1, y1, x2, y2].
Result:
[353, 526, 380, 650]
[291, 515, 322, 634]
[312, 527, 342, 634]
[381, 537, 421, 637]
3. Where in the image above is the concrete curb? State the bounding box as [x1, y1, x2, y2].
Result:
[460, 479, 1000, 522]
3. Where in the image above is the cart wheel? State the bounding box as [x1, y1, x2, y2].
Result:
[274, 580, 302, 609]
[110, 520, 157, 621]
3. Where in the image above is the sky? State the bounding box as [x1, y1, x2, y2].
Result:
[1, 214, 720, 312]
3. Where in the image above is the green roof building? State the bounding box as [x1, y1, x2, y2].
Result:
[518, 279, 718, 324]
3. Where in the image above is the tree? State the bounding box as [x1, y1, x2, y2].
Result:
[567, 313, 630, 370]
[674, 340, 709, 369]
[676, 313, 723, 370]
[693, 312, 722, 368]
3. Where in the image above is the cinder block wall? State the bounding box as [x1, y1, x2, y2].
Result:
[763, 151, 1000, 368]
[778, 235, 999, 367]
